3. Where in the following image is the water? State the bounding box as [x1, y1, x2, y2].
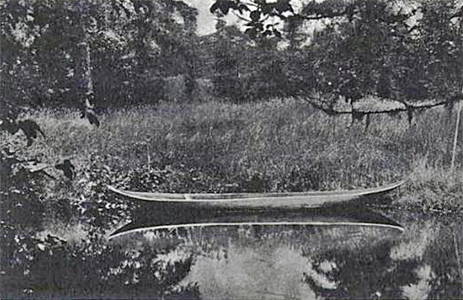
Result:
[116, 210, 463, 299]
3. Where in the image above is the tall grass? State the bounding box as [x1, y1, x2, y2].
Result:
[14, 98, 462, 210]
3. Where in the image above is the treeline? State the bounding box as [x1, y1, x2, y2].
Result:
[0, 0, 198, 109]
[208, 0, 462, 107]
[0, 0, 462, 110]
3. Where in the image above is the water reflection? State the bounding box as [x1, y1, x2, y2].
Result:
[181, 244, 333, 299]
[119, 212, 462, 299]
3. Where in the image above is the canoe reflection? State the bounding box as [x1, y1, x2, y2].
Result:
[110, 203, 403, 239]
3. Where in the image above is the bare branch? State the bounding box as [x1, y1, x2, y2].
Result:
[296, 93, 455, 117]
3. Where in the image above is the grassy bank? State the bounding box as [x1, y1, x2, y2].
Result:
[14, 98, 461, 215]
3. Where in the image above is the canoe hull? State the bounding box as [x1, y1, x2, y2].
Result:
[107, 179, 405, 209]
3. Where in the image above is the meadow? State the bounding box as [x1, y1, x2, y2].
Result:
[25, 97, 462, 214]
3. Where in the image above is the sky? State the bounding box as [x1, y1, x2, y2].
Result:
[184, 0, 335, 37]
[184, 0, 239, 35]
[184, 0, 463, 36]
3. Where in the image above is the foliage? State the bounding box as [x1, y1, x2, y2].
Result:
[210, 23, 246, 101]
[310, 1, 410, 103]
[2, 0, 462, 108]
[210, 0, 462, 111]
[0, 107, 201, 299]
[0, 0, 199, 108]
[0, 5, 202, 290]
[1, 229, 199, 298]
[414, 1, 463, 103]
[206, 23, 303, 102]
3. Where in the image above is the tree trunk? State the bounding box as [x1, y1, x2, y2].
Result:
[450, 99, 462, 171]
[79, 0, 94, 106]
[83, 30, 94, 103]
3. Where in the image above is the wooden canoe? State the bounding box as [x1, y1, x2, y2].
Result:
[107, 179, 405, 209]
[109, 205, 404, 239]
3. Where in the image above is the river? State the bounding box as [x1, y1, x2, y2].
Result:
[112, 210, 463, 299]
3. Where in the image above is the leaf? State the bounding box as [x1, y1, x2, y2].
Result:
[0, 118, 19, 134]
[120, 5, 131, 18]
[2, 147, 16, 157]
[17, 119, 45, 146]
[212, 0, 233, 15]
[86, 110, 100, 127]
[55, 159, 76, 180]
[221, 5, 230, 14]
[275, 0, 293, 14]
[245, 27, 258, 39]
[263, 30, 272, 37]
[273, 29, 282, 38]
[210, 1, 219, 13]
[250, 10, 261, 22]
[261, 4, 274, 15]
[238, 4, 249, 13]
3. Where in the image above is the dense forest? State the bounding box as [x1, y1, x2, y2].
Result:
[1, 0, 462, 108]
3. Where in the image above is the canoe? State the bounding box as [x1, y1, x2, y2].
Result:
[107, 179, 405, 209]
[108, 205, 404, 239]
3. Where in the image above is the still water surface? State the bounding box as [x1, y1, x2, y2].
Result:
[114, 210, 462, 299]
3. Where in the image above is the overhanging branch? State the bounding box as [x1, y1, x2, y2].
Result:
[296, 92, 459, 117]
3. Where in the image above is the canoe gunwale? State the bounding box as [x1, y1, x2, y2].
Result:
[107, 179, 406, 203]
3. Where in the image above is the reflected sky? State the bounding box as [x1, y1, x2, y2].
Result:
[181, 244, 333, 299]
[122, 212, 462, 299]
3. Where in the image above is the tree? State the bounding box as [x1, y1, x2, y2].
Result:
[311, 0, 413, 102]
[0, 0, 199, 109]
[209, 0, 463, 120]
[206, 21, 249, 101]
[414, 0, 463, 103]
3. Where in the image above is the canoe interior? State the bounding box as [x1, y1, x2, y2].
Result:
[107, 179, 406, 204]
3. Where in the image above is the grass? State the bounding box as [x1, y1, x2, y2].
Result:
[12, 97, 462, 212]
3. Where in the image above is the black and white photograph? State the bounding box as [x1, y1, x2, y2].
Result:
[1, 0, 462, 299]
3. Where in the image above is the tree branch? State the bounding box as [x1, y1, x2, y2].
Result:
[296, 93, 455, 117]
